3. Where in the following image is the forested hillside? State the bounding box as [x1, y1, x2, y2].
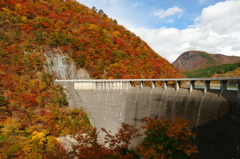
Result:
[0, 0, 183, 79]
[173, 51, 240, 72]
[185, 62, 240, 78]
[0, 0, 188, 158]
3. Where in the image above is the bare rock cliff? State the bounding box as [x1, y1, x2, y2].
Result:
[44, 48, 91, 79]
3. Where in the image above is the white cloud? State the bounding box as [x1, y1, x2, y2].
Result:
[166, 19, 174, 23]
[154, 7, 184, 19]
[132, 2, 139, 7]
[131, 0, 240, 63]
[196, 0, 240, 34]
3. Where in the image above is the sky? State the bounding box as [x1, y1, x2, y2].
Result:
[77, 0, 240, 63]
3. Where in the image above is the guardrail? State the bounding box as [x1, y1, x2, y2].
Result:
[55, 77, 240, 82]
[55, 77, 240, 93]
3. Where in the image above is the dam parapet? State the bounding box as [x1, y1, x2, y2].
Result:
[56, 77, 240, 92]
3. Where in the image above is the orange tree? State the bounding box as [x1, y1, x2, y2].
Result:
[73, 123, 142, 159]
[72, 116, 198, 159]
[137, 116, 198, 159]
[0, 95, 11, 120]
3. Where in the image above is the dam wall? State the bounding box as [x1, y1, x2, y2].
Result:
[56, 78, 240, 159]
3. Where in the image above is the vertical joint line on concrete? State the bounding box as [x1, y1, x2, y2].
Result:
[164, 81, 168, 89]
[72, 81, 75, 90]
[95, 81, 97, 90]
[204, 80, 210, 93]
[190, 80, 195, 92]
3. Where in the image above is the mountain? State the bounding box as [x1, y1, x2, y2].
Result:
[0, 0, 184, 157]
[0, 0, 184, 130]
[184, 61, 240, 78]
[0, 0, 183, 80]
[172, 51, 240, 72]
[0, 0, 184, 120]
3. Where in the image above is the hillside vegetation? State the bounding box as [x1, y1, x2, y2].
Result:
[185, 62, 240, 78]
[0, 0, 183, 79]
[0, 0, 189, 158]
[215, 67, 240, 77]
[0, 0, 184, 122]
[173, 51, 240, 72]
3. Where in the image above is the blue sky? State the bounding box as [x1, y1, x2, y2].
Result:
[78, 0, 240, 63]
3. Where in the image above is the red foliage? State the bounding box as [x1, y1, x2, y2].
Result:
[73, 124, 141, 159]
[41, 22, 50, 28]
[0, 0, 185, 157]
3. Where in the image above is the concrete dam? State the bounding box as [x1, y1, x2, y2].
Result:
[56, 77, 240, 159]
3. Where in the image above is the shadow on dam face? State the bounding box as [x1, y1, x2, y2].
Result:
[124, 87, 240, 159]
[191, 90, 240, 159]
[56, 80, 240, 159]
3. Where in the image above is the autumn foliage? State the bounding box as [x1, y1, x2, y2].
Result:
[0, 0, 183, 80]
[72, 116, 198, 159]
[73, 124, 142, 159]
[0, 0, 188, 158]
[138, 116, 198, 159]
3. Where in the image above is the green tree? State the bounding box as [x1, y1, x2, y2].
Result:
[76, 54, 86, 68]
